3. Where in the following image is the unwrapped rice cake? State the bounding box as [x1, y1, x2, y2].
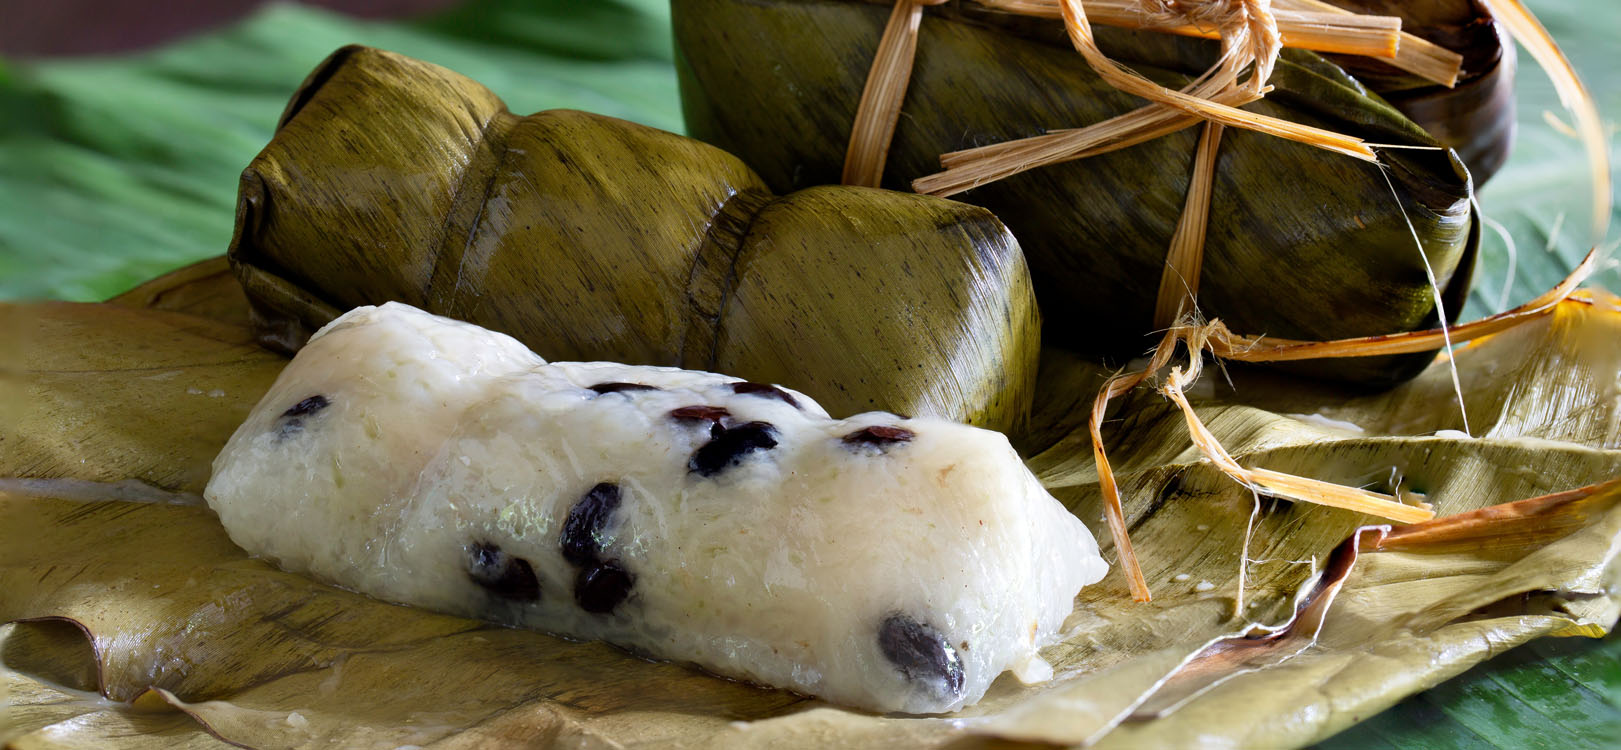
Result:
[206, 303, 1107, 713]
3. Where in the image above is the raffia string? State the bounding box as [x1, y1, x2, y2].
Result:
[988, 0, 1462, 85]
[1154, 120, 1224, 327]
[842, 0, 950, 187]
[843, 0, 1449, 193]
[909, 0, 1390, 200]
[1097, 250, 1599, 601]
[989, 0, 1391, 59]
[1273, 0, 1461, 86]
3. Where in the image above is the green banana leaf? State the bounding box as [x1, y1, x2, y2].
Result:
[1463, 1, 1621, 321]
[1, 0, 1618, 747]
[0, 0, 681, 303]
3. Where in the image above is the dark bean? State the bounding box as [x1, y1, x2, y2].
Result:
[574, 560, 634, 614]
[670, 405, 730, 422]
[589, 382, 660, 395]
[842, 425, 916, 450]
[466, 541, 541, 602]
[561, 482, 621, 566]
[274, 395, 330, 439]
[878, 614, 964, 697]
[689, 421, 778, 477]
[670, 405, 730, 439]
[730, 382, 801, 409]
[281, 395, 330, 418]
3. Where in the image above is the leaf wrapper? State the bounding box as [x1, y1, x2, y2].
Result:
[227, 46, 1040, 433]
[672, 0, 1481, 385]
[3, 269, 1620, 748]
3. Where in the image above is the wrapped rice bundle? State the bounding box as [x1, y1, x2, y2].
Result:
[229, 46, 1039, 433]
[671, 0, 1482, 384]
[1322, 0, 1516, 184]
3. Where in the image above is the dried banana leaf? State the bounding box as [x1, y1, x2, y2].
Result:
[1324, 0, 1517, 184]
[1, 623, 228, 750]
[107, 256, 251, 329]
[4, 266, 1617, 748]
[228, 45, 1039, 433]
[671, 0, 1480, 385]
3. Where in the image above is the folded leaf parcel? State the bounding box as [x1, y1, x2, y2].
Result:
[846, 0, 1607, 601]
[847, 0, 1458, 326]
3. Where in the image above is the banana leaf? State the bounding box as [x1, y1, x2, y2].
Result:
[0, 0, 684, 305]
[1318, 627, 1621, 749]
[228, 45, 1039, 434]
[1463, 2, 1618, 325]
[1323, 0, 1517, 185]
[670, 0, 1480, 386]
[3, 261, 1617, 749]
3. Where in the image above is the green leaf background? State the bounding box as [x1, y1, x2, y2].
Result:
[0, 0, 1615, 746]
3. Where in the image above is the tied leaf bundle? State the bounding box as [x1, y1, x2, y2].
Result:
[672, 0, 1481, 384]
[228, 46, 1041, 433]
